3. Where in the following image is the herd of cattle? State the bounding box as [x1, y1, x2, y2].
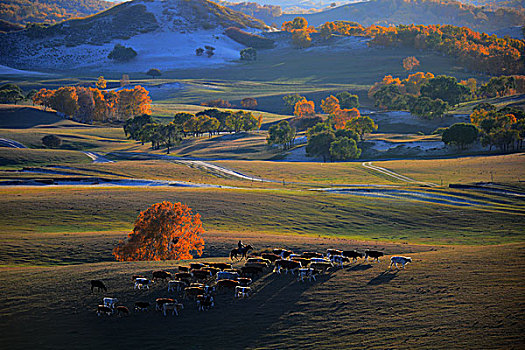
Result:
[91, 248, 412, 317]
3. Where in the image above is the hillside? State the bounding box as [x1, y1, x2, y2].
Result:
[0, 0, 116, 24]
[276, 0, 525, 33]
[0, 0, 267, 71]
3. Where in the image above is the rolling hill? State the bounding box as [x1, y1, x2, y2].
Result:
[0, 0, 267, 72]
[0, 0, 117, 24]
[275, 0, 525, 33]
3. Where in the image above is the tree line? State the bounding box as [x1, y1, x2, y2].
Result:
[32, 84, 151, 123]
[368, 72, 525, 119]
[282, 17, 524, 75]
[124, 108, 262, 153]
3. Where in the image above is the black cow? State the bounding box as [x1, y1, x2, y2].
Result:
[273, 259, 301, 274]
[342, 250, 364, 261]
[152, 270, 172, 281]
[90, 280, 107, 293]
[365, 250, 384, 262]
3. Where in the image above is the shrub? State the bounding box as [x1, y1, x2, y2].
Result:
[108, 44, 137, 62]
[42, 134, 62, 148]
[224, 27, 275, 49]
[240, 47, 257, 61]
[146, 68, 161, 78]
[201, 99, 232, 108]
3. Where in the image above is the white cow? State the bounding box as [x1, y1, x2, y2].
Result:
[297, 268, 316, 282]
[103, 297, 118, 310]
[163, 302, 184, 316]
[235, 286, 251, 299]
[134, 278, 150, 290]
[330, 255, 350, 268]
[167, 280, 187, 292]
[390, 256, 412, 269]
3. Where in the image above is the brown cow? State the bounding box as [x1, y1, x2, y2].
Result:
[184, 286, 205, 300]
[216, 279, 239, 290]
[207, 262, 232, 270]
[274, 259, 301, 274]
[152, 270, 172, 282]
[261, 253, 281, 262]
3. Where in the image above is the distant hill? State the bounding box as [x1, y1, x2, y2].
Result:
[0, 0, 267, 72]
[0, 19, 24, 33]
[0, 0, 116, 24]
[276, 0, 525, 33]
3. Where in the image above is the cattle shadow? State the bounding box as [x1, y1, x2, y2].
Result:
[345, 263, 374, 272]
[367, 270, 399, 285]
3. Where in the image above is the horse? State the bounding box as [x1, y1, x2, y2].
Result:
[230, 245, 254, 260]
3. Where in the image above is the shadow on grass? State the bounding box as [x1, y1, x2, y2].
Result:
[367, 270, 399, 285]
[345, 263, 374, 272]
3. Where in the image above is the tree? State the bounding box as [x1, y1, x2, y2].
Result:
[117, 86, 152, 120]
[306, 129, 336, 162]
[240, 47, 257, 61]
[96, 76, 107, 89]
[205, 46, 215, 58]
[146, 68, 162, 79]
[41, 134, 61, 148]
[120, 74, 130, 87]
[409, 97, 448, 119]
[403, 56, 420, 71]
[108, 44, 137, 62]
[294, 98, 315, 117]
[74, 87, 95, 123]
[113, 201, 205, 261]
[160, 122, 183, 153]
[335, 91, 359, 109]
[32, 88, 54, 110]
[346, 115, 377, 140]
[50, 87, 78, 117]
[241, 98, 257, 109]
[267, 120, 295, 150]
[331, 108, 360, 130]
[420, 75, 470, 106]
[282, 17, 308, 32]
[330, 137, 361, 160]
[441, 123, 479, 149]
[292, 30, 312, 49]
[124, 114, 154, 141]
[283, 93, 304, 114]
[26, 89, 37, 104]
[320, 95, 340, 115]
[0, 83, 24, 104]
[196, 48, 204, 56]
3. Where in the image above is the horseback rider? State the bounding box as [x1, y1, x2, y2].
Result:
[238, 240, 244, 250]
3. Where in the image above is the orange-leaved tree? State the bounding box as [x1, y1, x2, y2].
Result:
[113, 201, 205, 261]
[294, 98, 315, 117]
[321, 95, 340, 115]
[403, 56, 420, 71]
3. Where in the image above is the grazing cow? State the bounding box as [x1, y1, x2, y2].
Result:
[184, 286, 206, 300]
[327, 249, 343, 257]
[156, 298, 175, 311]
[261, 253, 281, 262]
[297, 268, 316, 282]
[273, 259, 301, 274]
[134, 278, 150, 290]
[365, 250, 384, 262]
[273, 249, 293, 259]
[301, 252, 323, 259]
[310, 262, 332, 273]
[116, 306, 129, 317]
[192, 269, 212, 281]
[175, 272, 193, 280]
[178, 266, 190, 272]
[217, 271, 239, 281]
[163, 302, 184, 316]
[91, 280, 107, 293]
[131, 275, 145, 281]
[190, 263, 208, 270]
[207, 262, 232, 270]
[216, 279, 239, 290]
[196, 295, 214, 311]
[152, 270, 172, 282]
[168, 280, 188, 292]
[224, 268, 241, 274]
[235, 286, 251, 299]
[241, 265, 264, 277]
[390, 256, 412, 269]
[238, 277, 252, 287]
[291, 257, 311, 267]
[134, 301, 150, 312]
[244, 261, 267, 270]
[342, 250, 363, 262]
[331, 255, 350, 268]
[97, 305, 112, 316]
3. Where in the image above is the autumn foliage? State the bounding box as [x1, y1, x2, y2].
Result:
[294, 98, 316, 117]
[33, 85, 151, 123]
[403, 56, 420, 71]
[113, 202, 205, 262]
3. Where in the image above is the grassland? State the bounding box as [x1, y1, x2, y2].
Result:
[0, 242, 523, 350]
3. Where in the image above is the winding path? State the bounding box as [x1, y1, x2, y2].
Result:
[362, 161, 438, 187]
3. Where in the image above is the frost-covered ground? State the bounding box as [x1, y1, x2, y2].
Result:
[0, 64, 52, 76]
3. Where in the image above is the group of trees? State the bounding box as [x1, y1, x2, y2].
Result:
[370, 24, 525, 75]
[469, 104, 524, 152]
[195, 46, 215, 58]
[0, 83, 33, 104]
[124, 108, 262, 152]
[306, 122, 362, 162]
[286, 17, 523, 75]
[267, 120, 295, 150]
[108, 44, 137, 62]
[32, 85, 151, 123]
[282, 91, 359, 116]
